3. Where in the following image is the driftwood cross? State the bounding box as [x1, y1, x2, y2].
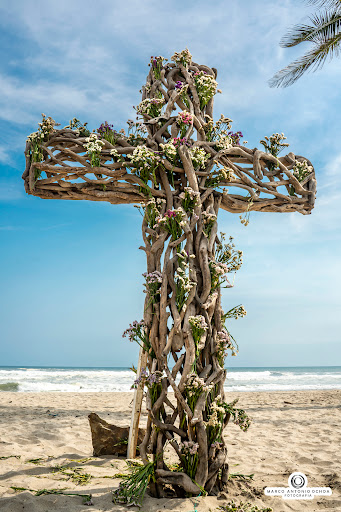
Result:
[22, 49, 316, 499]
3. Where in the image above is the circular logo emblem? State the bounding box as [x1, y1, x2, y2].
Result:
[289, 472, 307, 489]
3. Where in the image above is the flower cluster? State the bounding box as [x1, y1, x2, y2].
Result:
[206, 395, 226, 427]
[136, 98, 165, 118]
[64, 117, 90, 137]
[224, 305, 247, 320]
[172, 137, 190, 149]
[202, 211, 217, 238]
[160, 140, 177, 162]
[179, 187, 200, 213]
[209, 260, 231, 291]
[143, 271, 162, 309]
[127, 119, 147, 146]
[177, 110, 193, 137]
[110, 148, 122, 161]
[225, 399, 252, 432]
[174, 82, 190, 107]
[128, 145, 158, 166]
[149, 55, 167, 79]
[179, 440, 199, 480]
[214, 132, 233, 151]
[154, 208, 186, 240]
[216, 329, 238, 360]
[143, 270, 163, 285]
[204, 115, 232, 142]
[171, 48, 192, 67]
[177, 110, 193, 125]
[122, 319, 154, 356]
[205, 166, 234, 188]
[132, 367, 162, 389]
[292, 159, 313, 182]
[137, 196, 165, 230]
[185, 373, 213, 397]
[127, 145, 159, 184]
[97, 121, 118, 145]
[179, 441, 199, 455]
[211, 441, 223, 450]
[160, 138, 190, 169]
[239, 195, 254, 227]
[193, 70, 218, 109]
[189, 315, 208, 344]
[189, 146, 210, 170]
[215, 234, 243, 273]
[27, 114, 57, 167]
[185, 374, 213, 424]
[143, 270, 161, 308]
[132, 368, 163, 406]
[228, 131, 243, 145]
[123, 319, 146, 342]
[83, 133, 105, 167]
[132, 366, 148, 388]
[174, 250, 195, 312]
[260, 132, 289, 171]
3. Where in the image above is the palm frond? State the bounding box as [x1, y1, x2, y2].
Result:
[280, 8, 341, 47]
[269, 32, 341, 87]
[306, 0, 341, 8]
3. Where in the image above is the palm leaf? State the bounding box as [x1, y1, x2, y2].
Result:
[280, 8, 341, 47]
[269, 32, 341, 87]
[306, 0, 341, 8]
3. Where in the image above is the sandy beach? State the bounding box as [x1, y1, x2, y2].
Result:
[0, 390, 340, 512]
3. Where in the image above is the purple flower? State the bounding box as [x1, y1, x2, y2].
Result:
[228, 131, 243, 145]
[143, 270, 163, 284]
[175, 81, 183, 90]
[165, 209, 177, 218]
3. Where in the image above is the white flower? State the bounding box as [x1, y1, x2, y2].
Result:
[189, 147, 210, 169]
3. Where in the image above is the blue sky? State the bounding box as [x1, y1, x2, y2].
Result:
[0, 0, 340, 368]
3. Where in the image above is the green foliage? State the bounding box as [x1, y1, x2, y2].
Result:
[219, 501, 272, 512]
[112, 459, 156, 507]
[228, 472, 254, 481]
[10, 486, 93, 505]
[52, 465, 92, 485]
[25, 458, 46, 465]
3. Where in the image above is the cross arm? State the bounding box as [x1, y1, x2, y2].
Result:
[22, 50, 316, 216]
[22, 128, 153, 205]
[213, 148, 316, 215]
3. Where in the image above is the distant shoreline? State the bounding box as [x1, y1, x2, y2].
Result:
[1, 366, 341, 393]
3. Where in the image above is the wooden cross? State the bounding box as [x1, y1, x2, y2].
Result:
[22, 49, 316, 497]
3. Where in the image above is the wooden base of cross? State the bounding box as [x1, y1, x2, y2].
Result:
[127, 348, 148, 458]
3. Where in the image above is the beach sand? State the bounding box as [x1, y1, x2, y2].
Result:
[0, 390, 340, 512]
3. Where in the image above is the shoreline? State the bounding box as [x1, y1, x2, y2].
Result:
[1, 387, 341, 393]
[0, 390, 340, 511]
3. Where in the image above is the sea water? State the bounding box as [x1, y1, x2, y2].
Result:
[0, 366, 340, 392]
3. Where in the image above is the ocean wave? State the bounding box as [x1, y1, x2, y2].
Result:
[0, 367, 340, 393]
[0, 382, 19, 391]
